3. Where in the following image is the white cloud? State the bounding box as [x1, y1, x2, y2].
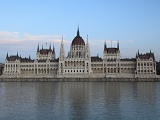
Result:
[0, 31, 74, 62]
[0, 31, 66, 45]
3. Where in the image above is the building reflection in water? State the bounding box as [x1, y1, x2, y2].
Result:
[0, 82, 37, 120]
[135, 82, 157, 120]
[0, 81, 160, 120]
[104, 82, 122, 119]
[66, 82, 90, 120]
[34, 82, 122, 120]
[35, 82, 60, 120]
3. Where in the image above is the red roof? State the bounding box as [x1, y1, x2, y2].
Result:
[105, 48, 119, 53]
[7, 55, 33, 62]
[138, 53, 155, 60]
[40, 49, 52, 55]
[6, 56, 20, 61]
[71, 28, 85, 46]
[91, 56, 103, 62]
[71, 36, 85, 46]
[20, 58, 34, 63]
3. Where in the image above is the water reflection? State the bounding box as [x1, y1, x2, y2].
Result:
[104, 83, 122, 120]
[0, 81, 160, 120]
[0, 82, 37, 120]
[135, 82, 157, 120]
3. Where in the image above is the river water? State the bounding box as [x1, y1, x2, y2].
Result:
[0, 82, 160, 120]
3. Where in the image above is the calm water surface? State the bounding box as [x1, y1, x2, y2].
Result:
[0, 81, 160, 120]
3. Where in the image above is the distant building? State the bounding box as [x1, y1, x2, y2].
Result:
[1, 28, 157, 78]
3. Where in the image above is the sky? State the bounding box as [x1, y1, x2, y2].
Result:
[0, 0, 160, 62]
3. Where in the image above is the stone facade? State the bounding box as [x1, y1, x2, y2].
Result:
[2, 28, 157, 78]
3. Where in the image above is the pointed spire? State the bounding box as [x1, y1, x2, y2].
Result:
[104, 41, 107, 51]
[17, 52, 19, 57]
[138, 49, 139, 55]
[117, 41, 119, 49]
[53, 44, 55, 53]
[149, 49, 152, 58]
[77, 26, 80, 36]
[85, 34, 90, 58]
[61, 35, 64, 47]
[29, 55, 31, 60]
[86, 35, 89, 44]
[6, 52, 8, 59]
[42, 44, 43, 50]
[37, 43, 39, 52]
[49, 43, 51, 50]
[97, 53, 99, 57]
[60, 35, 65, 60]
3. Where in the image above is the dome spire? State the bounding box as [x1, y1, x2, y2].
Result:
[72, 26, 85, 46]
[77, 26, 80, 36]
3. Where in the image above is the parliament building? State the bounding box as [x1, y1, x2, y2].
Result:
[2, 28, 157, 78]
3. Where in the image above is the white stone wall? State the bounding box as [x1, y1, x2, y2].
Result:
[2, 40, 157, 78]
[4, 59, 20, 76]
[135, 58, 156, 78]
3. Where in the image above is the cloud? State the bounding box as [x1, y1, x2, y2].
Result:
[0, 31, 19, 36]
[0, 31, 118, 51]
[0, 31, 69, 45]
[0, 31, 74, 61]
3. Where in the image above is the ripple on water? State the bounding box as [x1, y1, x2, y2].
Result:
[0, 82, 160, 120]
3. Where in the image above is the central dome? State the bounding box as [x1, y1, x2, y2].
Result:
[71, 28, 85, 46]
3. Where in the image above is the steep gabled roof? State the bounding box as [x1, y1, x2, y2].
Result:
[138, 53, 155, 60]
[6, 55, 20, 61]
[105, 48, 119, 53]
[91, 56, 103, 62]
[39, 49, 52, 55]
